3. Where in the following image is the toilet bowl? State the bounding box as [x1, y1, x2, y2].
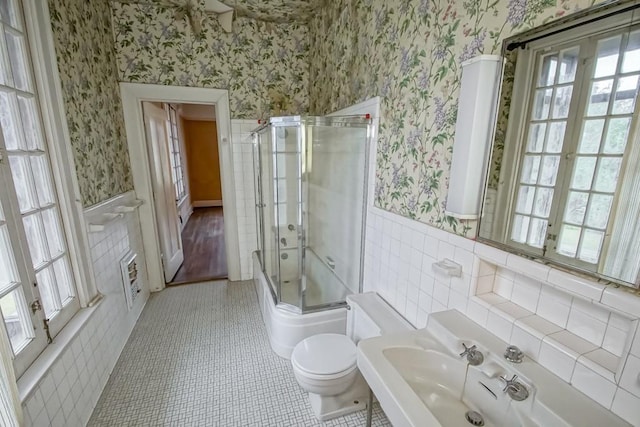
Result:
[291, 293, 412, 421]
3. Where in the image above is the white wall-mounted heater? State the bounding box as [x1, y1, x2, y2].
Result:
[445, 55, 503, 220]
[120, 251, 141, 310]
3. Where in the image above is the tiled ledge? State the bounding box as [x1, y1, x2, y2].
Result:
[474, 242, 640, 317]
[470, 291, 636, 410]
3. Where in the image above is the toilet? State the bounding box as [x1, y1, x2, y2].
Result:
[291, 292, 413, 421]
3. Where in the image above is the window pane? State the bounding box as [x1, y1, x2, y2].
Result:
[520, 155, 540, 184]
[528, 218, 547, 248]
[511, 215, 530, 243]
[578, 119, 605, 154]
[42, 208, 64, 258]
[603, 117, 630, 154]
[9, 155, 37, 213]
[587, 79, 613, 116]
[22, 212, 48, 268]
[30, 155, 54, 207]
[579, 229, 604, 264]
[570, 157, 596, 190]
[546, 122, 566, 153]
[515, 185, 535, 214]
[622, 31, 640, 73]
[18, 96, 45, 151]
[552, 86, 573, 118]
[564, 191, 588, 225]
[586, 194, 613, 229]
[558, 224, 581, 257]
[533, 187, 553, 217]
[35, 266, 58, 318]
[594, 36, 621, 78]
[539, 155, 560, 186]
[538, 54, 558, 87]
[593, 157, 622, 193]
[527, 123, 546, 152]
[0, 225, 19, 292]
[5, 30, 29, 92]
[0, 36, 9, 89]
[53, 257, 74, 304]
[558, 47, 579, 84]
[532, 88, 552, 120]
[612, 75, 638, 115]
[0, 90, 24, 150]
[0, 288, 30, 354]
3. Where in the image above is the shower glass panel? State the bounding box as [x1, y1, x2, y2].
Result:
[253, 115, 372, 314]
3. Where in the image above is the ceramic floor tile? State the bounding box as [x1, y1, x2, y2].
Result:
[88, 280, 390, 426]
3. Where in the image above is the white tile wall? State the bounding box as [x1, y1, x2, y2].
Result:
[20, 199, 149, 427]
[231, 119, 260, 280]
[363, 205, 640, 425]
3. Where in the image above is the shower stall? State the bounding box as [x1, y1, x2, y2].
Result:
[252, 115, 373, 357]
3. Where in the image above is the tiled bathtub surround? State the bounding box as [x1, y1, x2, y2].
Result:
[363, 205, 640, 425]
[231, 119, 260, 280]
[19, 193, 149, 426]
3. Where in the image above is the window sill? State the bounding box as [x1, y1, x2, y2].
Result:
[17, 298, 103, 402]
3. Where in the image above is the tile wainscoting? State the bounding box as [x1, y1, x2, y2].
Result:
[363, 205, 640, 426]
[231, 119, 260, 281]
[20, 192, 150, 426]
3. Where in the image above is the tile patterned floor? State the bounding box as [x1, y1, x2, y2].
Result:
[89, 280, 392, 426]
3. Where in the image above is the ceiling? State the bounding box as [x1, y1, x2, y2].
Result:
[112, 0, 323, 24]
[218, 0, 324, 23]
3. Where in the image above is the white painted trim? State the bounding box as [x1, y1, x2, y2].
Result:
[120, 83, 241, 290]
[193, 200, 223, 207]
[22, 0, 97, 306]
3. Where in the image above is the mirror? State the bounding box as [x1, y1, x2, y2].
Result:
[478, 1, 640, 288]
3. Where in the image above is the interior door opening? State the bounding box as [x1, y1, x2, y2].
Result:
[141, 101, 228, 285]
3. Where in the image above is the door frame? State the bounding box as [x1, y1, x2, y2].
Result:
[120, 84, 240, 290]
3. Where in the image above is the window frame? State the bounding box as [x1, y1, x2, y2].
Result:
[0, 0, 99, 377]
[165, 104, 186, 203]
[498, 12, 640, 278]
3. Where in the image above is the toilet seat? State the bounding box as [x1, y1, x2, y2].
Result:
[291, 333, 357, 379]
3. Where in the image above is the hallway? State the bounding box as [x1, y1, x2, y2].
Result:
[171, 207, 228, 284]
[88, 281, 390, 426]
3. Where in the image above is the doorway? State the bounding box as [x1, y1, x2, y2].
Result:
[142, 101, 228, 285]
[120, 84, 240, 292]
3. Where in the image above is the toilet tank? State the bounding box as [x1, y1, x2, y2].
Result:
[346, 292, 413, 343]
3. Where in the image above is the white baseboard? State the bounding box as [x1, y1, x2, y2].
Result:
[193, 200, 223, 207]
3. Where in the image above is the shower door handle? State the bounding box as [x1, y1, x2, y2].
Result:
[326, 256, 335, 269]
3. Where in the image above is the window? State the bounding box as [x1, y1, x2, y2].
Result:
[166, 104, 186, 202]
[504, 12, 640, 282]
[0, 0, 81, 376]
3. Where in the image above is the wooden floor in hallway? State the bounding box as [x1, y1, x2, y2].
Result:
[170, 207, 228, 284]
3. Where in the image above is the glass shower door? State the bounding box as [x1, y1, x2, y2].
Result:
[255, 126, 280, 301]
[302, 117, 370, 311]
[273, 123, 303, 309]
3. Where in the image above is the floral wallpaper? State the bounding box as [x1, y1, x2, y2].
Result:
[111, 3, 309, 119]
[48, 0, 133, 207]
[309, 0, 597, 236]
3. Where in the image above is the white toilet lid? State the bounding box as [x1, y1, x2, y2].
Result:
[291, 333, 356, 375]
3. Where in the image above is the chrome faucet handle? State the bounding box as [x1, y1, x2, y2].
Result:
[499, 374, 529, 401]
[459, 343, 484, 366]
[459, 343, 474, 356]
[504, 345, 524, 363]
[499, 374, 519, 392]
